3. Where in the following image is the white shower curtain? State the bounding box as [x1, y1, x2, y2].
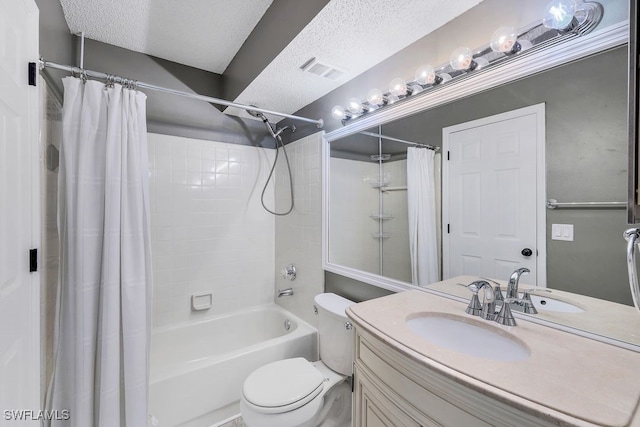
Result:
[47, 77, 152, 427]
[407, 147, 439, 286]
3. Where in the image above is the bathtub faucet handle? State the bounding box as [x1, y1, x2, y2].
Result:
[280, 264, 296, 281]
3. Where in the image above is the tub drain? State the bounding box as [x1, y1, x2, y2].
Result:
[284, 319, 291, 331]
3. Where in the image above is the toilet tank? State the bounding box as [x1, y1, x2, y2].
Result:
[314, 293, 355, 376]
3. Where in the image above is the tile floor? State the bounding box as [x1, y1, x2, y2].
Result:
[216, 416, 246, 427]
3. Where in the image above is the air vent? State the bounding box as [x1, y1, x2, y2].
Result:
[300, 57, 346, 81]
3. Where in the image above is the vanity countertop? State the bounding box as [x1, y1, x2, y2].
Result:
[347, 289, 640, 426]
[426, 275, 640, 346]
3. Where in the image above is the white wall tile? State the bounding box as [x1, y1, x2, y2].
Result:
[148, 133, 275, 328]
[274, 133, 325, 326]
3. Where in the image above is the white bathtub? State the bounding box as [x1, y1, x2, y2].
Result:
[149, 305, 317, 427]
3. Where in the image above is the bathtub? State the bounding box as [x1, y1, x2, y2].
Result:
[149, 305, 317, 427]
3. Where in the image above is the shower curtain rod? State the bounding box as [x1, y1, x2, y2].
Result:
[360, 131, 439, 151]
[38, 59, 324, 128]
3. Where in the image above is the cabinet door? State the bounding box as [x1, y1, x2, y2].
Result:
[354, 366, 423, 427]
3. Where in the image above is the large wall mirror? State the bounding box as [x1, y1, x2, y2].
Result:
[323, 1, 639, 347]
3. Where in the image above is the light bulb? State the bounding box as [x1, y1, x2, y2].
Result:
[490, 27, 519, 53]
[450, 47, 474, 70]
[331, 105, 349, 120]
[347, 98, 364, 114]
[542, 0, 578, 30]
[415, 65, 437, 85]
[367, 88, 385, 106]
[389, 78, 408, 97]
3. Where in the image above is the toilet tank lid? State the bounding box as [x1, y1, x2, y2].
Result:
[314, 293, 354, 318]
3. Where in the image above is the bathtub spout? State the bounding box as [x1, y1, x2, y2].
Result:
[277, 288, 294, 297]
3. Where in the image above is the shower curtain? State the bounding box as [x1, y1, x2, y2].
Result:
[47, 77, 152, 427]
[407, 147, 438, 286]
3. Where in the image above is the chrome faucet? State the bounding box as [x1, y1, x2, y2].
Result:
[277, 288, 294, 297]
[506, 267, 530, 299]
[465, 280, 496, 321]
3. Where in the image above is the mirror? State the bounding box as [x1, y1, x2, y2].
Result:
[324, 4, 639, 347]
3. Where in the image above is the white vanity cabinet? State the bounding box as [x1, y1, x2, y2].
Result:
[348, 290, 640, 427]
[353, 326, 564, 427]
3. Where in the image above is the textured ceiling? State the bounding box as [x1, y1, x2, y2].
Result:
[58, 0, 273, 73]
[58, 0, 483, 121]
[225, 0, 483, 122]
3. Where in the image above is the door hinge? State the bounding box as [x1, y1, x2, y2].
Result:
[29, 248, 38, 272]
[28, 62, 37, 87]
[447, 224, 450, 234]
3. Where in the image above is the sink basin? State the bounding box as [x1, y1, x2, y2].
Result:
[525, 294, 584, 313]
[406, 313, 531, 361]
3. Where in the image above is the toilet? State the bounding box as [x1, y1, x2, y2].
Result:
[240, 293, 354, 427]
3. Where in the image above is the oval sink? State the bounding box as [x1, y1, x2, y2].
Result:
[526, 294, 584, 313]
[406, 313, 531, 361]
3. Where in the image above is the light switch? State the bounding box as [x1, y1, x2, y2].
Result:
[551, 224, 574, 241]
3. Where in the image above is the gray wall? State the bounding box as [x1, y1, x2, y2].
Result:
[80, 39, 275, 147]
[327, 46, 631, 305]
[324, 272, 393, 303]
[36, 0, 75, 102]
[35, 0, 276, 147]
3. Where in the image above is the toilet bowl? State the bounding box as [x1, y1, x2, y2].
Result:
[240, 293, 354, 427]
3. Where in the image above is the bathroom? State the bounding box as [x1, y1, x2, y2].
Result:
[3, 0, 640, 426]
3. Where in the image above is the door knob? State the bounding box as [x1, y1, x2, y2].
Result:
[521, 248, 533, 257]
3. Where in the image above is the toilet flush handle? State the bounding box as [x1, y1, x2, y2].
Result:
[344, 322, 353, 330]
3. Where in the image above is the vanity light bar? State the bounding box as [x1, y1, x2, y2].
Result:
[331, 1, 603, 124]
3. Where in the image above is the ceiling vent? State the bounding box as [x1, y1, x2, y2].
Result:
[300, 57, 346, 81]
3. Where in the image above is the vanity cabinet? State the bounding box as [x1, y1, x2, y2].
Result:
[353, 327, 558, 427]
[348, 289, 640, 427]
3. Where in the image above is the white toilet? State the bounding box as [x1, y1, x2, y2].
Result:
[240, 293, 355, 427]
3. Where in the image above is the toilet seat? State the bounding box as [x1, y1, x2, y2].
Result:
[242, 358, 325, 414]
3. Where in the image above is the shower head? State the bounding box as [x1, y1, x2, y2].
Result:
[274, 125, 296, 138]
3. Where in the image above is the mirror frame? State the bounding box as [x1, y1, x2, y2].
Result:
[322, 22, 628, 293]
[629, 3, 640, 223]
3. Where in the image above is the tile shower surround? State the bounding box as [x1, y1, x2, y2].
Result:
[274, 133, 324, 327]
[148, 132, 327, 329]
[148, 133, 276, 328]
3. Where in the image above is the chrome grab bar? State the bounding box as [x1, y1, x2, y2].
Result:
[624, 228, 640, 313]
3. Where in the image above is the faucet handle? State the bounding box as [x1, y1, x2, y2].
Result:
[465, 283, 483, 316]
[520, 288, 551, 314]
[495, 298, 517, 326]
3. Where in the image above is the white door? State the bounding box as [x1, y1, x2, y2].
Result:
[0, 0, 41, 421]
[442, 104, 546, 286]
